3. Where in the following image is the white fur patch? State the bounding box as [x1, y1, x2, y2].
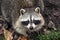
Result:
[13, 16, 28, 36]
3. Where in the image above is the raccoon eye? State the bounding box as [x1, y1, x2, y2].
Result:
[21, 21, 29, 25]
[33, 20, 41, 25]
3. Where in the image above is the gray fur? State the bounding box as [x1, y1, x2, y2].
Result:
[1, 0, 45, 36]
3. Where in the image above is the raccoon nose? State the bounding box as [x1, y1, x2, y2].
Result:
[30, 27, 33, 30]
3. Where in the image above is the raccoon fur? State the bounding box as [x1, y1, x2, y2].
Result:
[1, 0, 45, 36]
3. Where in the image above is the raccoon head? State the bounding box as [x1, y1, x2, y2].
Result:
[13, 7, 45, 36]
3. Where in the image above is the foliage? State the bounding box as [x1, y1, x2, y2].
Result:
[0, 34, 4, 40]
[35, 31, 60, 40]
[0, 31, 60, 40]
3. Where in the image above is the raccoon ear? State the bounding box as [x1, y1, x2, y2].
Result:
[20, 9, 26, 15]
[35, 7, 40, 13]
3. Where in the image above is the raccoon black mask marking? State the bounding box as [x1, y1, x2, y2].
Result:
[1, 0, 45, 38]
[13, 7, 45, 36]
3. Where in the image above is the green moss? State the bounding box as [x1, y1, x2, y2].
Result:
[36, 31, 60, 40]
[0, 34, 5, 40]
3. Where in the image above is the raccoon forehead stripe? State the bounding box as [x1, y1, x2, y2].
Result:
[34, 18, 42, 20]
[20, 17, 30, 21]
[21, 19, 29, 21]
[32, 16, 42, 20]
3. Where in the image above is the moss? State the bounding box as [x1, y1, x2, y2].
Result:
[0, 34, 5, 40]
[36, 31, 60, 40]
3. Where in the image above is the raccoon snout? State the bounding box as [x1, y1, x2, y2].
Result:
[29, 27, 33, 30]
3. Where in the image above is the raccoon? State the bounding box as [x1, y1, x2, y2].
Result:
[13, 7, 45, 36]
[1, 0, 45, 36]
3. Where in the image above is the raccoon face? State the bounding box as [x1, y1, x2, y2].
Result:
[14, 7, 45, 35]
